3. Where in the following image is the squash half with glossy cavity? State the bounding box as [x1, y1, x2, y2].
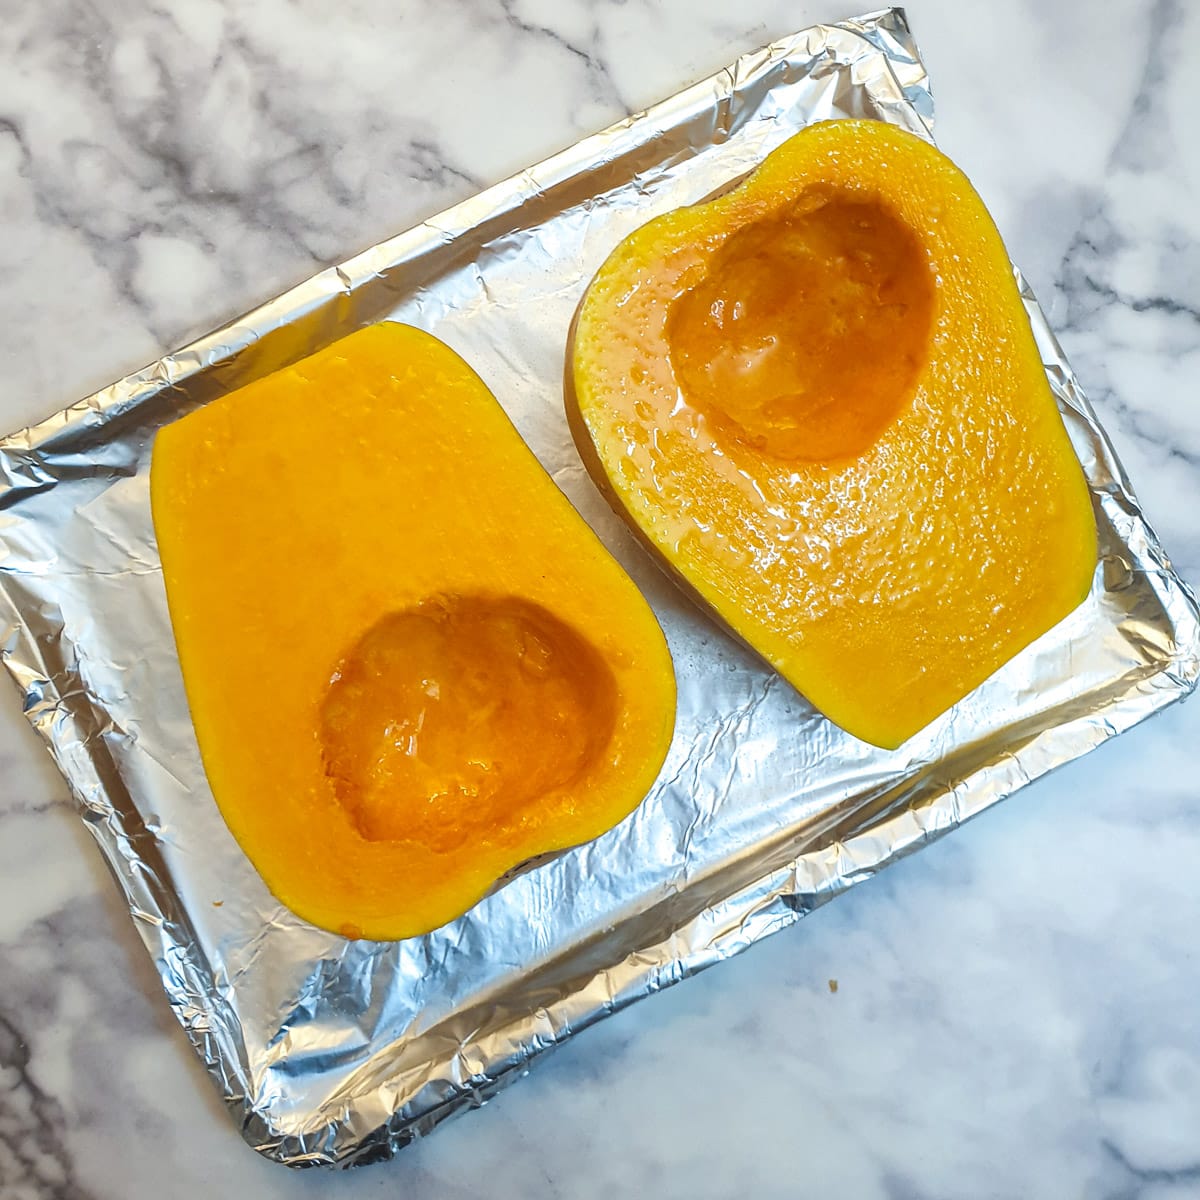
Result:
[567, 119, 1097, 749]
[152, 323, 676, 940]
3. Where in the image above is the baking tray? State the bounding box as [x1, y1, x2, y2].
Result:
[1, 7, 1197, 1167]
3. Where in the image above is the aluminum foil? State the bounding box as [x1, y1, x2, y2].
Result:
[1, 8, 1197, 1168]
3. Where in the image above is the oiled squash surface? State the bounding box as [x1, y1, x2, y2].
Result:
[569, 119, 1097, 749]
[153, 323, 676, 939]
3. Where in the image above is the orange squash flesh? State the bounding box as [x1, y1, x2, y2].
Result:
[152, 323, 675, 940]
[569, 119, 1097, 749]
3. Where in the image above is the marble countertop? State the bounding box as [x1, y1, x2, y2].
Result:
[3, 1, 1199, 1194]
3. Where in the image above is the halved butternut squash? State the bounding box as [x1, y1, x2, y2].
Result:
[152, 323, 676, 939]
[568, 119, 1097, 749]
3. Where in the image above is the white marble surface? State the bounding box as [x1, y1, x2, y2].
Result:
[2, 0, 1199, 1194]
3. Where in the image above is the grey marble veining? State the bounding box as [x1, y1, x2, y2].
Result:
[1050, 3, 1200, 583]
[1, 0, 1198, 1195]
